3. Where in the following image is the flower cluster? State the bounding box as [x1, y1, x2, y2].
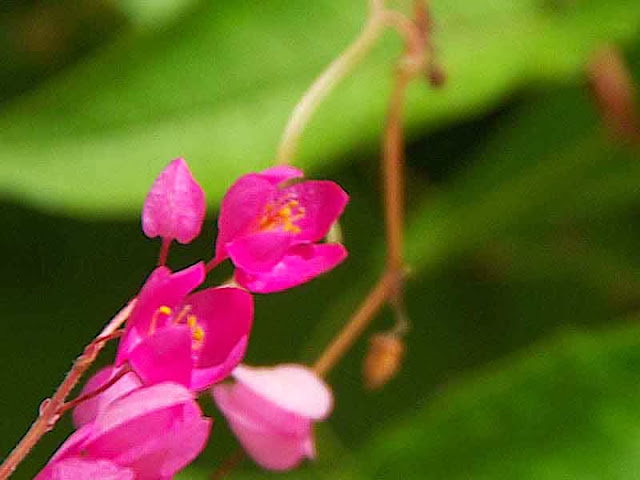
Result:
[36, 159, 348, 479]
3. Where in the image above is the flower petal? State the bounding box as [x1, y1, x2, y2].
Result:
[281, 180, 348, 243]
[187, 287, 254, 389]
[215, 174, 275, 262]
[35, 458, 135, 480]
[226, 231, 293, 273]
[93, 383, 195, 434]
[72, 366, 143, 429]
[39, 384, 210, 480]
[111, 402, 211, 480]
[258, 166, 304, 185]
[127, 327, 193, 387]
[142, 158, 206, 244]
[117, 263, 204, 365]
[235, 243, 347, 293]
[212, 383, 312, 471]
[233, 364, 333, 420]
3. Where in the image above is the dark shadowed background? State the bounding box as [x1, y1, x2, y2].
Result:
[2, 1, 640, 478]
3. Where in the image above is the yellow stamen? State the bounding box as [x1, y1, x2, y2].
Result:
[149, 305, 173, 335]
[192, 326, 205, 343]
[259, 197, 306, 234]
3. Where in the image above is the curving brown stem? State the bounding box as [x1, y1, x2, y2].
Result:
[313, 270, 397, 376]
[275, 1, 386, 166]
[0, 299, 136, 480]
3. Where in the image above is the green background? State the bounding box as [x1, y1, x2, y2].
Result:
[2, 0, 640, 478]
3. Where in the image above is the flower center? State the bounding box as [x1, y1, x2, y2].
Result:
[149, 305, 205, 349]
[258, 194, 306, 234]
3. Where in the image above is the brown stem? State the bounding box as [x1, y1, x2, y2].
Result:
[383, 70, 411, 275]
[210, 449, 245, 480]
[313, 270, 396, 377]
[313, 5, 430, 379]
[158, 238, 172, 267]
[0, 299, 136, 480]
[58, 365, 132, 415]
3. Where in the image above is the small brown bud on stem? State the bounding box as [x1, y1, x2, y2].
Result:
[363, 333, 405, 390]
[588, 45, 640, 144]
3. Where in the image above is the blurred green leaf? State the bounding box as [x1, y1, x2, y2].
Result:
[403, 86, 640, 275]
[0, 0, 639, 215]
[362, 322, 640, 479]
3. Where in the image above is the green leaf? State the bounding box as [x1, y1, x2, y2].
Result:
[0, 0, 639, 215]
[362, 322, 640, 479]
[403, 86, 640, 274]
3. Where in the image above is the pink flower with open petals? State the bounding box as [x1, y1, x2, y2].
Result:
[36, 383, 211, 480]
[116, 262, 253, 391]
[212, 364, 333, 471]
[214, 166, 349, 293]
[142, 158, 206, 245]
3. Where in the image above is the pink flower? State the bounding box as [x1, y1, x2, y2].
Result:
[36, 383, 211, 480]
[212, 364, 333, 471]
[72, 366, 143, 429]
[214, 166, 349, 293]
[116, 262, 253, 391]
[142, 158, 206, 245]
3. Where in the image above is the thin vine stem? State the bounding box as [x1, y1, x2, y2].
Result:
[0, 299, 136, 480]
[275, 1, 387, 166]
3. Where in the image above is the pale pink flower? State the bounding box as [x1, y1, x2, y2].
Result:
[36, 383, 211, 480]
[116, 262, 253, 391]
[214, 166, 348, 293]
[212, 364, 333, 471]
[142, 158, 206, 245]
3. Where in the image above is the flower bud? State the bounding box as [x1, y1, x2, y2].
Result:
[363, 333, 405, 390]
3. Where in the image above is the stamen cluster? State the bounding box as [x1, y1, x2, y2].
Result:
[36, 159, 349, 479]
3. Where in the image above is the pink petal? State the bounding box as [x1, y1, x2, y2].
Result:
[35, 458, 135, 480]
[187, 287, 254, 389]
[214, 174, 275, 262]
[92, 383, 195, 438]
[113, 403, 211, 480]
[212, 383, 313, 471]
[192, 337, 248, 391]
[117, 263, 204, 365]
[226, 231, 293, 273]
[127, 326, 193, 387]
[281, 180, 349, 243]
[233, 364, 332, 420]
[72, 366, 143, 429]
[235, 243, 347, 293]
[48, 425, 95, 464]
[40, 384, 210, 480]
[258, 166, 304, 185]
[142, 158, 206, 244]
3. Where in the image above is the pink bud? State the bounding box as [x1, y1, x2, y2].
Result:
[212, 364, 333, 471]
[142, 158, 206, 244]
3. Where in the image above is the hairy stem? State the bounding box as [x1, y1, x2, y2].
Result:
[0, 299, 136, 480]
[313, 270, 396, 376]
[58, 364, 132, 415]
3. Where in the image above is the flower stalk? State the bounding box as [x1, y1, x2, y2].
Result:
[0, 299, 136, 480]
